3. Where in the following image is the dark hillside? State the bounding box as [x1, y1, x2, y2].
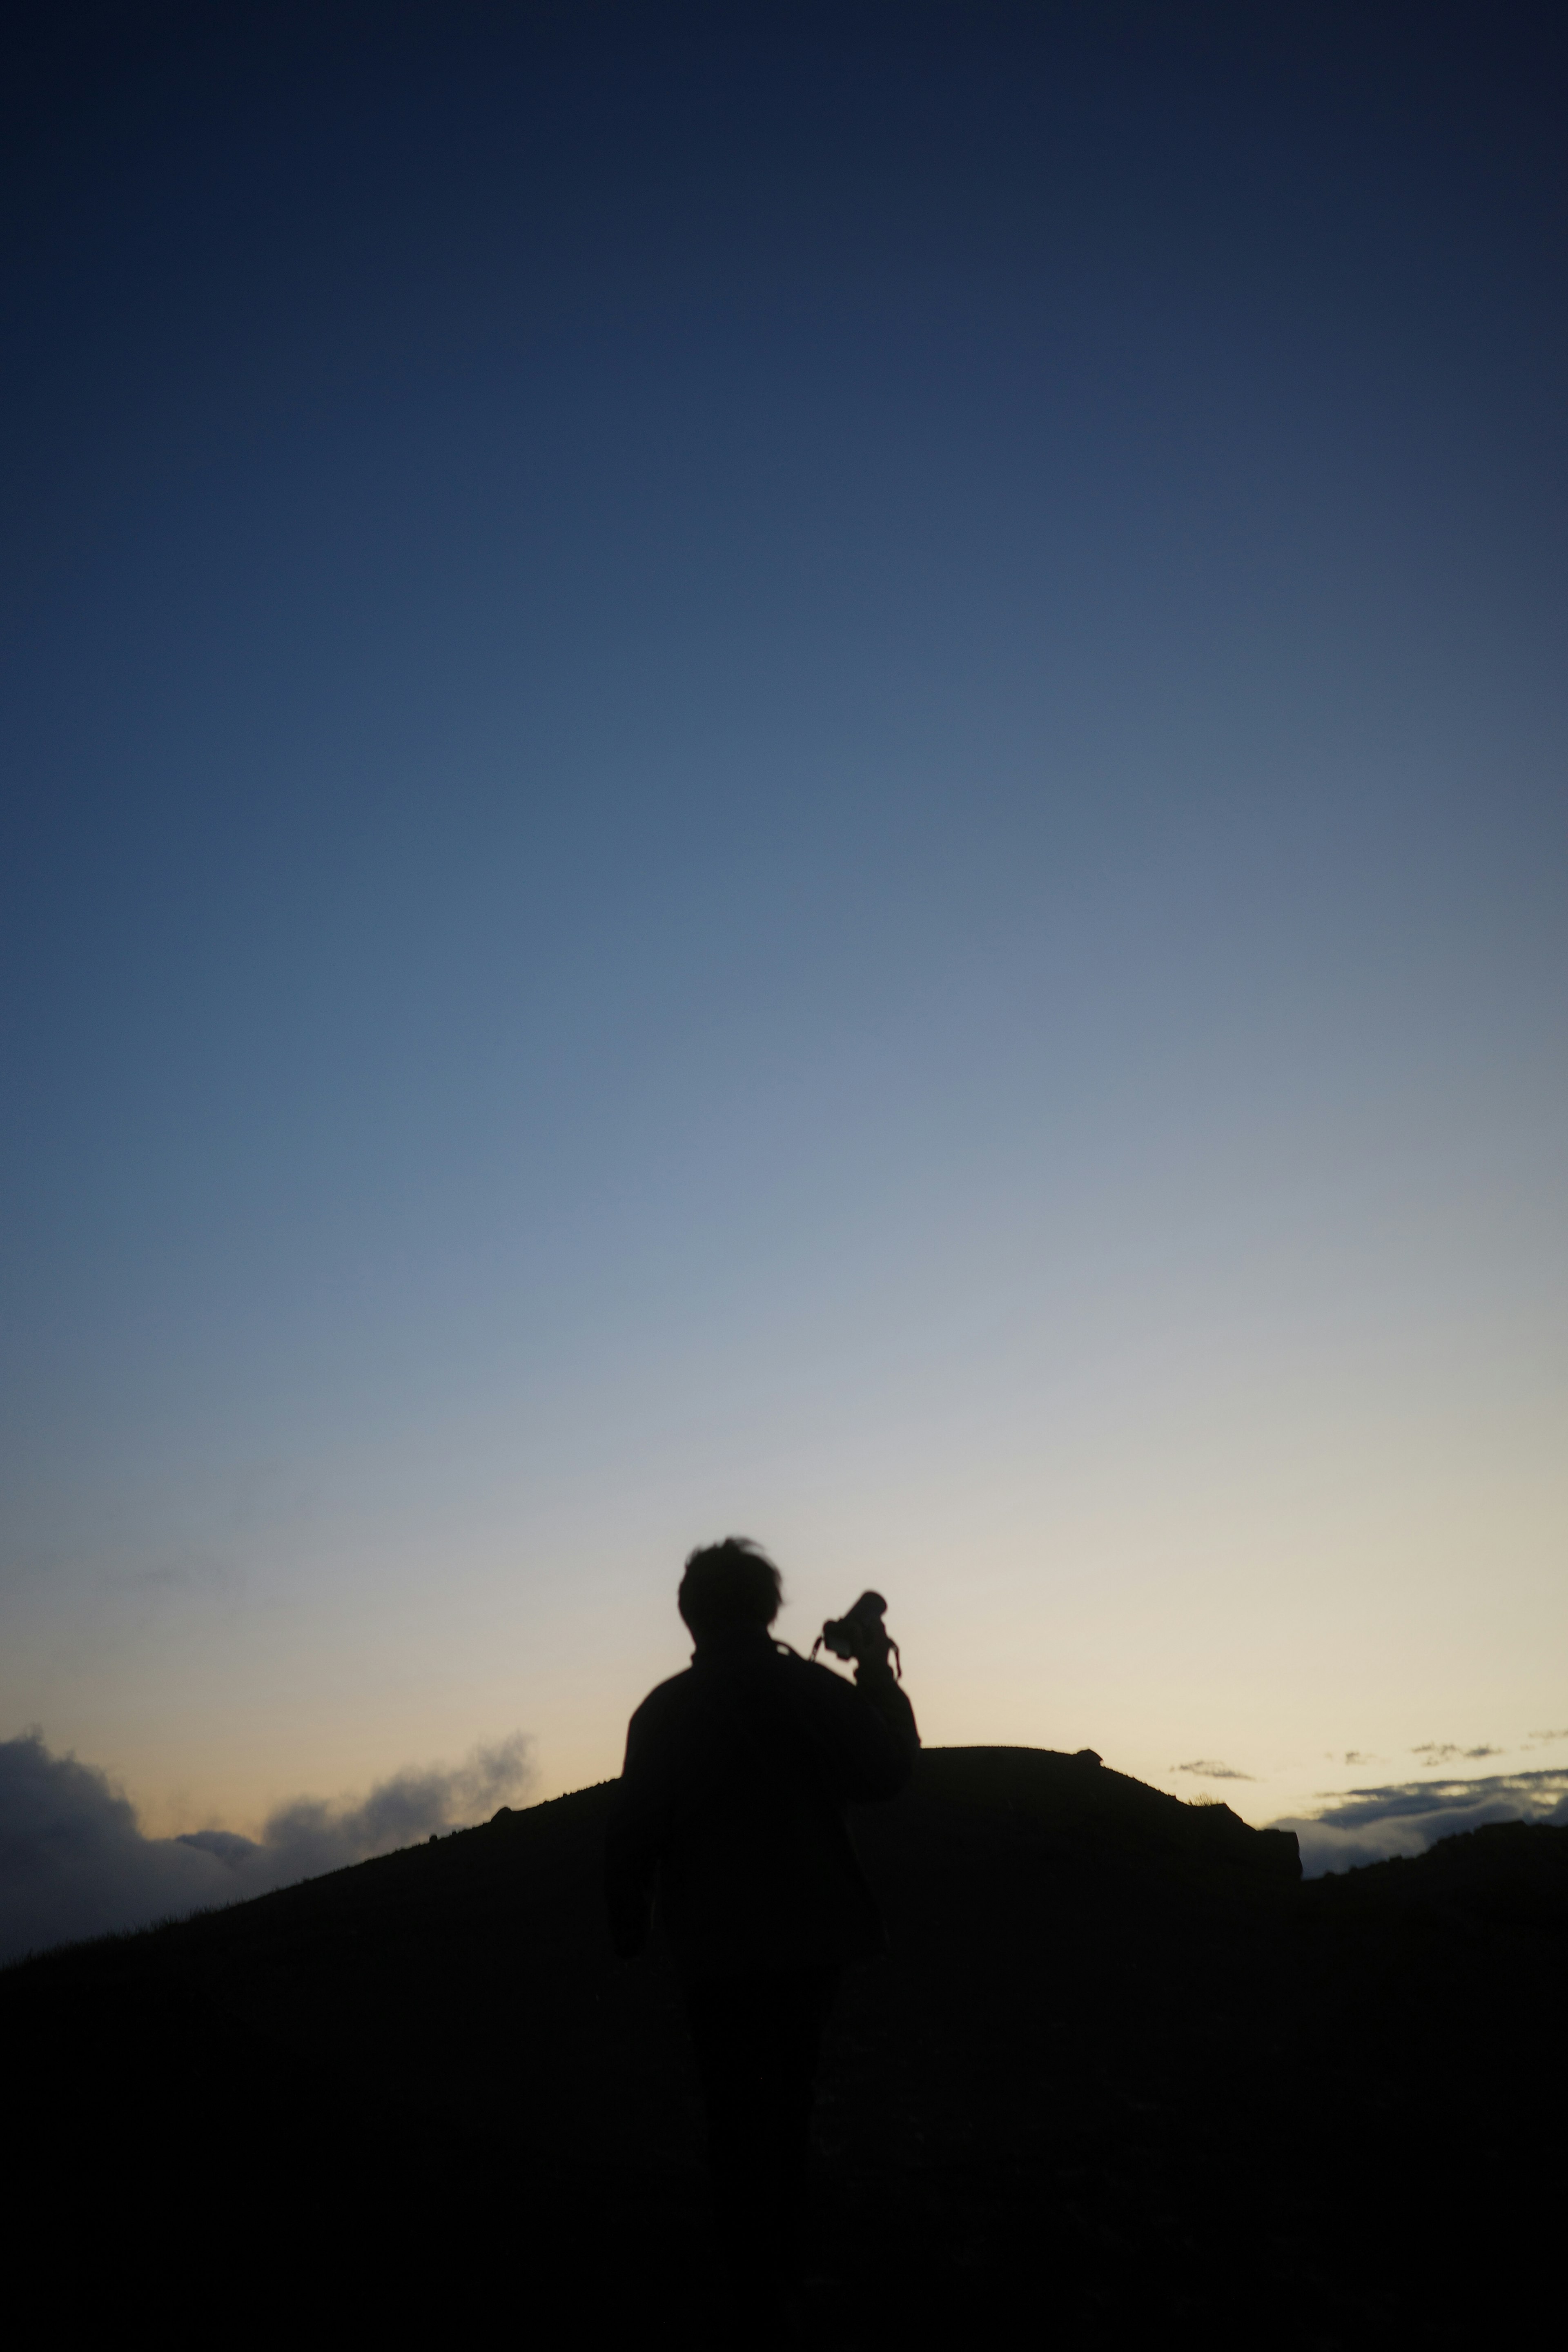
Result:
[7, 1748, 1562, 2345]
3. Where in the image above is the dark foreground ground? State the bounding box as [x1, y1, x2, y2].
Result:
[7, 1746, 1564, 2346]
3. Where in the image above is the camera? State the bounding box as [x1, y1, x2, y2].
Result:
[810, 1589, 901, 1678]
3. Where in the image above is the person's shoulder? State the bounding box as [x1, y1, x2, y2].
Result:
[627, 1666, 697, 1728]
[772, 1648, 861, 1702]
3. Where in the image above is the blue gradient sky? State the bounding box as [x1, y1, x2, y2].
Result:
[2, 2, 1564, 1842]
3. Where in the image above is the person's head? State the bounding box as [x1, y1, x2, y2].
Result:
[677, 1536, 782, 1642]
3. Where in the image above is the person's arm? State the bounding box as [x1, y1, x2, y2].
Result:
[802, 1629, 920, 1802]
[849, 1650, 920, 1787]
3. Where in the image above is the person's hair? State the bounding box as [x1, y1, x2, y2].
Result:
[678, 1536, 783, 1638]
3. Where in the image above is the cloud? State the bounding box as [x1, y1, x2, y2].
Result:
[221, 1738, 533, 1888]
[1410, 1742, 1504, 1764]
[1172, 1760, 1255, 1781]
[1271, 1766, 1568, 1878]
[0, 1728, 535, 1967]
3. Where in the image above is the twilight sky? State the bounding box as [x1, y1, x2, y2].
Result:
[2, 2, 1565, 1908]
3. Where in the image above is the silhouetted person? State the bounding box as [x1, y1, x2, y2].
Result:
[605, 1537, 918, 2334]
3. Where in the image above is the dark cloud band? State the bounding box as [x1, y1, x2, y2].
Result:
[1272, 1766, 1568, 1877]
[0, 1729, 535, 1966]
